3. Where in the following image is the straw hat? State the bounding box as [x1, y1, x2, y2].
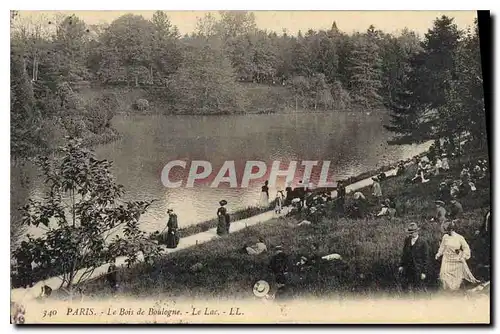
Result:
[406, 223, 420, 233]
[219, 200, 228, 206]
[252, 280, 270, 298]
[435, 200, 445, 206]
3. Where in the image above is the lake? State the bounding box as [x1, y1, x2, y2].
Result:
[12, 111, 430, 237]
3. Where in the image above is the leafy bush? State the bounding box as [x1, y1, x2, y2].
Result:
[12, 139, 163, 291]
[134, 98, 150, 111]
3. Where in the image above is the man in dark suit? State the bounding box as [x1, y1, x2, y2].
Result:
[398, 223, 429, 293]
[336, 180, 346, 215]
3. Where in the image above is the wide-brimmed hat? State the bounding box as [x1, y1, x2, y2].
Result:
[252, 280, 270, 298]
[406, 223, 420, 233]
[441, 153, 447, 157]
[219, 200, 228, 206]
[167, 209, 173, 214]
[435, 200, 445, 206]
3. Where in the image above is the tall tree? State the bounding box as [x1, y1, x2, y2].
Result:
[51, 14, 91, 82]
[348, 31, 383, 109]
[170, 39, 247, 114]
[150, 10, 182, 80]
[384, 16, 465, 145]
[98, 14, 155, 86]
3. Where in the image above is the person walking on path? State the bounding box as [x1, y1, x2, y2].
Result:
[165, 209, 180, 249]
[275, 190, 285, 214]
[336, 180, 346, 215]
[435, 221, 480, 291]
[260, 181, 270, 208]
[372, 177, 382, 204]
[217, 200, 228, 236]
[398, 223, 430, 293]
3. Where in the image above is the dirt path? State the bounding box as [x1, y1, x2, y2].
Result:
[11, 167, 399, 303]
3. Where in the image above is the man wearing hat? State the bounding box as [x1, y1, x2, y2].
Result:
[432, 200, 447, 223]
[398, 223, 430, 293]
[336, 180, 346, 215]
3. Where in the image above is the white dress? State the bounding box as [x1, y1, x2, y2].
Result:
[436, 232, 479, 290]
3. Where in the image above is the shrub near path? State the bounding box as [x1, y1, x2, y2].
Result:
[80, 154, 490, 300]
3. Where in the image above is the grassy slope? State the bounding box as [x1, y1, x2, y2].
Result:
[79, 152, 490, 300]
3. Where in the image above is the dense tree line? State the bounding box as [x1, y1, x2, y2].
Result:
[10, 11, 485, 157]
[384, 16, 487, 151]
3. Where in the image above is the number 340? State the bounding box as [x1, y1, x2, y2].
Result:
[42, 309, 57, 318]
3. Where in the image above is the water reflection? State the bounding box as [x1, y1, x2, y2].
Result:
[13, 112, 430, 236]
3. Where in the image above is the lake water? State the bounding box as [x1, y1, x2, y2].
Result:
[12, 112, 430, 237]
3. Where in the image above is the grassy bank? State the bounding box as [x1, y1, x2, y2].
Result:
[77, 151, 490, 300]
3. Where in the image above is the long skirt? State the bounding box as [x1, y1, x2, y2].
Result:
[225, 213, 231, 233]
[439, 257, 479, 290]
[165, 229, 179, 249]
[217, 215, 227, 235]
[260, 192, 269, 208]
[275, 197, 283, 213]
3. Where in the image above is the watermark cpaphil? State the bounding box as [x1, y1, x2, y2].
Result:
[160, 160, 337, 188]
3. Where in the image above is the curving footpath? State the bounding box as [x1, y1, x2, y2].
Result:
[11, 167, 400, 303]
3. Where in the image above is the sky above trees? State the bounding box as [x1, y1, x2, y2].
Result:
[17, 10, 478, 36]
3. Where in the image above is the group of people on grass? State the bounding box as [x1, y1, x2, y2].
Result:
[254, 150, 491, 298]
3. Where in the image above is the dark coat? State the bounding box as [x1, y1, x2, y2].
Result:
[449, 202, 464, 219]
[337, 185, 346, 199]
[167, 214, 178, 230]
[399, 236, 429, 275]
[166, 214, 179, 248]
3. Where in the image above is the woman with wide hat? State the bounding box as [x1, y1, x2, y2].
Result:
[165, 209, 179, 249]
[260, 180, 270, 208]
[217, 200, 228, 236]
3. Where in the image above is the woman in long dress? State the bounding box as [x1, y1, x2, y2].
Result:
[275, 190, 284, 214]
[165, 209, 179, 249]
[260, 181, 270, 208]
[217, 200, 228, 236]
[435, 221, 480, 291]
